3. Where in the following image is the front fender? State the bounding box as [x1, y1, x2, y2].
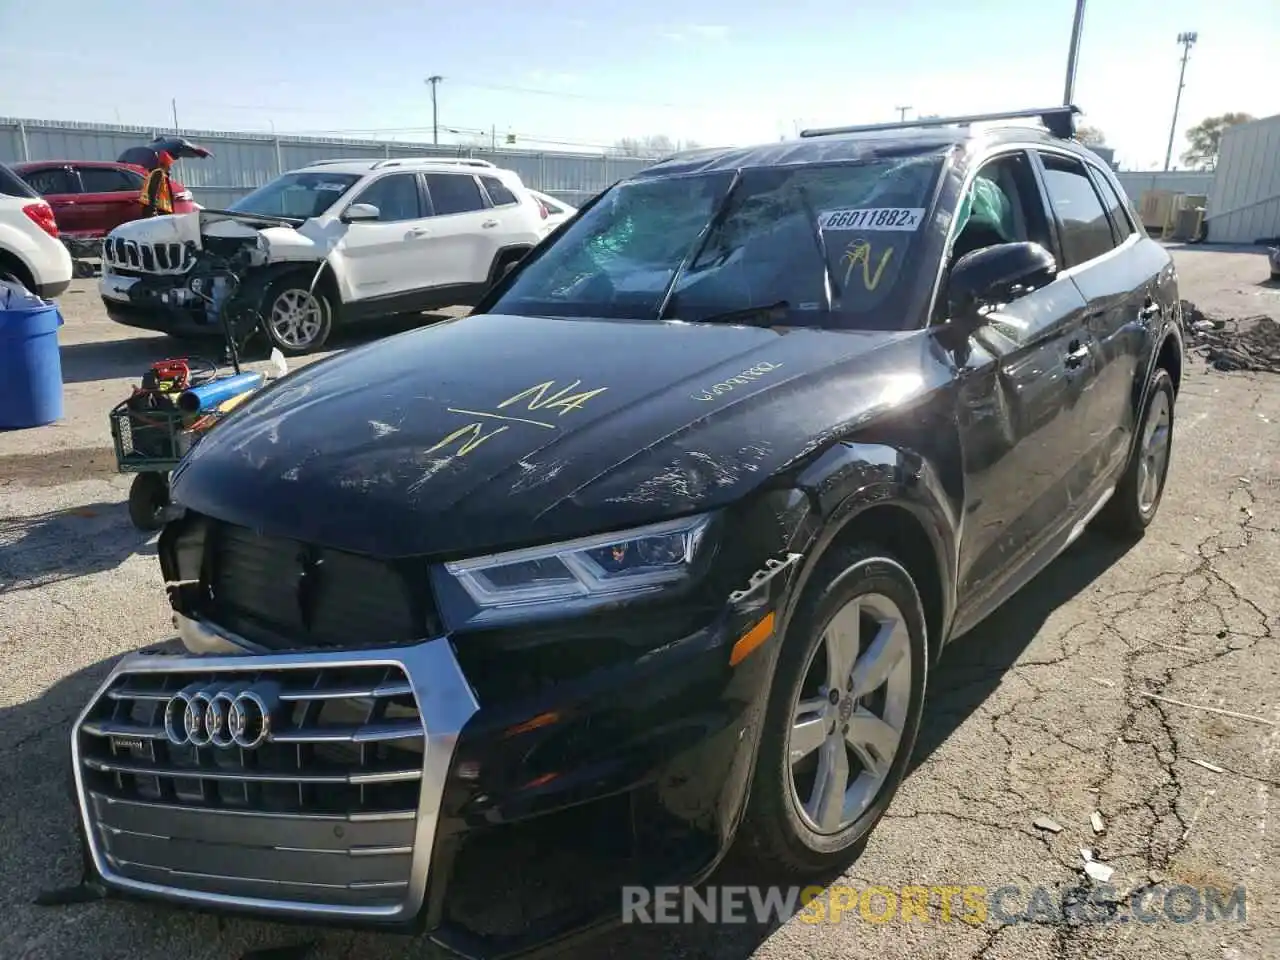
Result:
[780, 440, 963, 653]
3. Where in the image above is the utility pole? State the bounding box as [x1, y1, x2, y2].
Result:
[1163, 32, 1198, 171]
[171, 98, 179, 130]
[425, 75, 443, 145]
[895, 106, 912, 122]
[1062, 0, 1087, 105]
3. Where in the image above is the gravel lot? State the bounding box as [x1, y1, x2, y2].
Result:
[2, 246, 1278, 960]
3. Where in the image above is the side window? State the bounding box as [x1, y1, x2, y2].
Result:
[480, 175, 518, 207]
[21, 168, 77, 195]
[79, 167, 143, 193]
[950, 152, 1052, 264]
[351, 173, 422, 222]
[424, 173, 486, 216]
[1089, 168, 1135, 244]
[1037, 153, 1116, 267]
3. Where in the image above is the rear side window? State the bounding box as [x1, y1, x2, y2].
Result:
[21, 167, 77, 195]
[425, 173, 485, 216]
[351, 173, 422, 221]
[538, 194, 566, 215]
[1089, 168, 1135, 243]
[80, 167, 143, 193]
[1037, 153, 1115, 267]
[0, 164, 39, 198]
[480, 176, 518, 207]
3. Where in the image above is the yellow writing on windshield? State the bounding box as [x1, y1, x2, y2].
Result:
[841, 239, 894, 292]
[423, 379, 608, 459]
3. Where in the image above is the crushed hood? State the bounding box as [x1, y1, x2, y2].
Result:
[172, 313, 947, 557]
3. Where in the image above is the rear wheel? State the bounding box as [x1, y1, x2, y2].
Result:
[0, 251, 36, 293]
[1093, 367, 1175, 538]
[261, 276, 334, 355]
[741, 547, 928, 874]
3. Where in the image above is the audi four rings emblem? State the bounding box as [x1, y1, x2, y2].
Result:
[163, 681, 281, 749]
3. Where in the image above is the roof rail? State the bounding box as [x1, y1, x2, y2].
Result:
[799, 105, 1082, 141]
[305, 157, 382, 167]
[370, 157, 497, 170]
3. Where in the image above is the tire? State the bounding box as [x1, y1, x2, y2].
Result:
[0, 254, 37, 294]
[128, 472, 170, 532]
[1092, 367, 1176, 538]
[487, 249, 529, 289]
[741, 546, 929, 875]
[260, 275, 334, 356]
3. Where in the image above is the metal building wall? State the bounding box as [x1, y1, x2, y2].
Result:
[1204, 114, 1280, 244]
[1114, 170, 1214, 203]
[0, 117, 654, 209]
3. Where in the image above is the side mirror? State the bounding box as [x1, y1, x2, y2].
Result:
[341, 203, 380, 223]
[947, 241, 1057, 330]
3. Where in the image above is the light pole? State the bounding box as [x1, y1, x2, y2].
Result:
[426, 75, 443, 145]
[895, 105, 912, 122]
[1163, 32, 1197, 171]
[1062, 0, 1087, 105]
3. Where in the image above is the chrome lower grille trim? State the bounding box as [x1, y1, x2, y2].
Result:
[71, 635, 479, 921]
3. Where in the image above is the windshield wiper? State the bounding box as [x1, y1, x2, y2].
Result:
[795, 184, 841, 310]
[695, 300, 791, 327]
[655, 169, 744, 322]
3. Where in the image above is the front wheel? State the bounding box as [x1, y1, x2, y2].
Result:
[128, 472, 170, 531]
[741, 546, 929, 874]
[261, 276, 334, 356]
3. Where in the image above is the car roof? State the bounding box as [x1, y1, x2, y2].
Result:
[631, 123, 1087, 181]
[11, 159, 137, 170]
[292, 158, 510, 176]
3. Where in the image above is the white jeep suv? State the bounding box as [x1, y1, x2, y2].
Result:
[0, 162, 73, 299]
[99, 158, 552, 354]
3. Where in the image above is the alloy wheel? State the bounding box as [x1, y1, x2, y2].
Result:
[1137, 389, 1172, 513]
[787, 592, 912, 835]
[269, 288, 324, 350]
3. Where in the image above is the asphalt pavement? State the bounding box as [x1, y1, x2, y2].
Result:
[1, 246, 1277, 960]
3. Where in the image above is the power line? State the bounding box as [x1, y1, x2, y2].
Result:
[445, 79, 726, 112]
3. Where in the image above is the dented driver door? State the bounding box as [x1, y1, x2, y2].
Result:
[951, 273, 1093, 629]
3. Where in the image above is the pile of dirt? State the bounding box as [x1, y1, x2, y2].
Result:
[1181, 300, 1280, 374]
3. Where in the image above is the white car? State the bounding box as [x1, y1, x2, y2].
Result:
[528, 189, 577, 237]
[0, 162, 73, 299]
[98, 158, 547, 354]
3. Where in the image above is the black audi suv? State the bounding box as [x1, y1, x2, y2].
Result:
[69, 106, 1183, 959]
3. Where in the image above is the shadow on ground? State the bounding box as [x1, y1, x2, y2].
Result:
[1, 532, 1135, 960]
[0, 500, 155, 595]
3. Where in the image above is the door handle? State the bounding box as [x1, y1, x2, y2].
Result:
[1140, 297, 1160, 320]
[1065, 340, 1089, 369]
[406, 227, 431, 238]
[481, 219, 499, 229]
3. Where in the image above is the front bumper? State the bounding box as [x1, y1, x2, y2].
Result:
[99, 272, 224, 338]
[71, 601, 781, 957]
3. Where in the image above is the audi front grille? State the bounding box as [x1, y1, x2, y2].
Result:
[71, 641, 479, 920]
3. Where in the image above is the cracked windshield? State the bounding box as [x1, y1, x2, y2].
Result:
[496, 157, 941, 327]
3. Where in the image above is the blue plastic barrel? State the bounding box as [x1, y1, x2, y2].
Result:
[0, 294, 64, 429]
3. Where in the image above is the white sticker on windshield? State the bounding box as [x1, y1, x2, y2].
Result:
[819, 207, 925, 231]
[316, 182, 348, 191]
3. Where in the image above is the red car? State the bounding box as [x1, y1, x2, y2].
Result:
[12, 160, 197, 241]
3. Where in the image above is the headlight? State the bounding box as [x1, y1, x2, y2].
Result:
[439, 513, 715, 627]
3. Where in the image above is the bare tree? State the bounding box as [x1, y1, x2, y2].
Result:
[612, 135, 701, 159]
[1074, 124, 1107, 147]
[1181, 113, 1254, 169]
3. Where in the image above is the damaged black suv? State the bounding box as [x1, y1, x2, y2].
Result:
[70, 106, 1183, 958]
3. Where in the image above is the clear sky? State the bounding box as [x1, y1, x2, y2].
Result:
[1, 0, 1275, 169]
